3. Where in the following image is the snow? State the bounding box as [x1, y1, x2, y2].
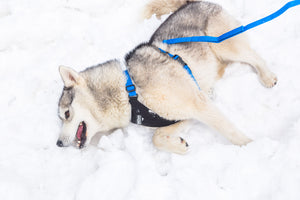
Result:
[1, 0, 300, 199]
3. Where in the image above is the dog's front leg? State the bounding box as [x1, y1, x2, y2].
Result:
[153, 121, 189, 154]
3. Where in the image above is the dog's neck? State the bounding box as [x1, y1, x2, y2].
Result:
[79, 60, 132, 130]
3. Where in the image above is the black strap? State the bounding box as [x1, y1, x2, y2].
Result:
[129, 97, 178, 127]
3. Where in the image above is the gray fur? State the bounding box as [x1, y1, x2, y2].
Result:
[59, 87, 74, 108]
[150, 2, 221, 44]
[80, 60, 125, 113]
[58, 60, 126, 113]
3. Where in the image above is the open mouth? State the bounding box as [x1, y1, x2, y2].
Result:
[75, 121, 87, 149]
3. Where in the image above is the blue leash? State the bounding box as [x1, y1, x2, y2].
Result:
[163, 0, 300, 44]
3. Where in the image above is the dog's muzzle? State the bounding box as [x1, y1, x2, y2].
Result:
[56, 121, 87, 148]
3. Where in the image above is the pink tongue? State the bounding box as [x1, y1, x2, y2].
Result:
[76, 123, 84, 140]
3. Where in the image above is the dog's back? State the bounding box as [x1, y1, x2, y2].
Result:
[149, 1, 222, 45]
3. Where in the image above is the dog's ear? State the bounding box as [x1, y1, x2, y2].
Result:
[59, 66, 83, 87]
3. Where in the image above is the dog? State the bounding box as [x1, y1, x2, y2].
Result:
[57, 0, 277, 154]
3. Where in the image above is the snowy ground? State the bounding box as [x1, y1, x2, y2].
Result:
[1, 0, 300, 199]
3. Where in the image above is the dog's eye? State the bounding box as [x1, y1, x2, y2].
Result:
[65, 110, 70, 120]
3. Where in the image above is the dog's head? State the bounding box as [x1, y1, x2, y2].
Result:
[57, 66, 102, 148]
[56, 63, 130, 149]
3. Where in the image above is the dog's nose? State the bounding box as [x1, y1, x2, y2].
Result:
[56, 140, 64, 147]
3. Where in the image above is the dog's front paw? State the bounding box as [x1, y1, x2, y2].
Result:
[259, 72, 277, 88]
[170, 137, 189, 154]
[153, 132, 189, 154]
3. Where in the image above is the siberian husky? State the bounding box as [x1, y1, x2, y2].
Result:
[57, 0, 277, 154]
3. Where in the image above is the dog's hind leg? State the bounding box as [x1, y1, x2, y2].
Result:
[153, 121, 190, 154]
[193, 93, 252, 145]
[213, 40, 277, 88]
[207, 11, 277, 88]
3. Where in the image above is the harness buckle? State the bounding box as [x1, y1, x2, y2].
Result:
[126, 84, 138, 97]
[126, 84, 136, 93]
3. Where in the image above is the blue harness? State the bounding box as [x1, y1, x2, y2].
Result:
[124, 48, 195, 127]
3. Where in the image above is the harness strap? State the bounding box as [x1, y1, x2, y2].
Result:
[159, 48, 201, 90]
[163, 0, 300, 44]
[124, 70, 137, 97]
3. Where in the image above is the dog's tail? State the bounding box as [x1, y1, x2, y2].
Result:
[143, 0, 198, 19]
